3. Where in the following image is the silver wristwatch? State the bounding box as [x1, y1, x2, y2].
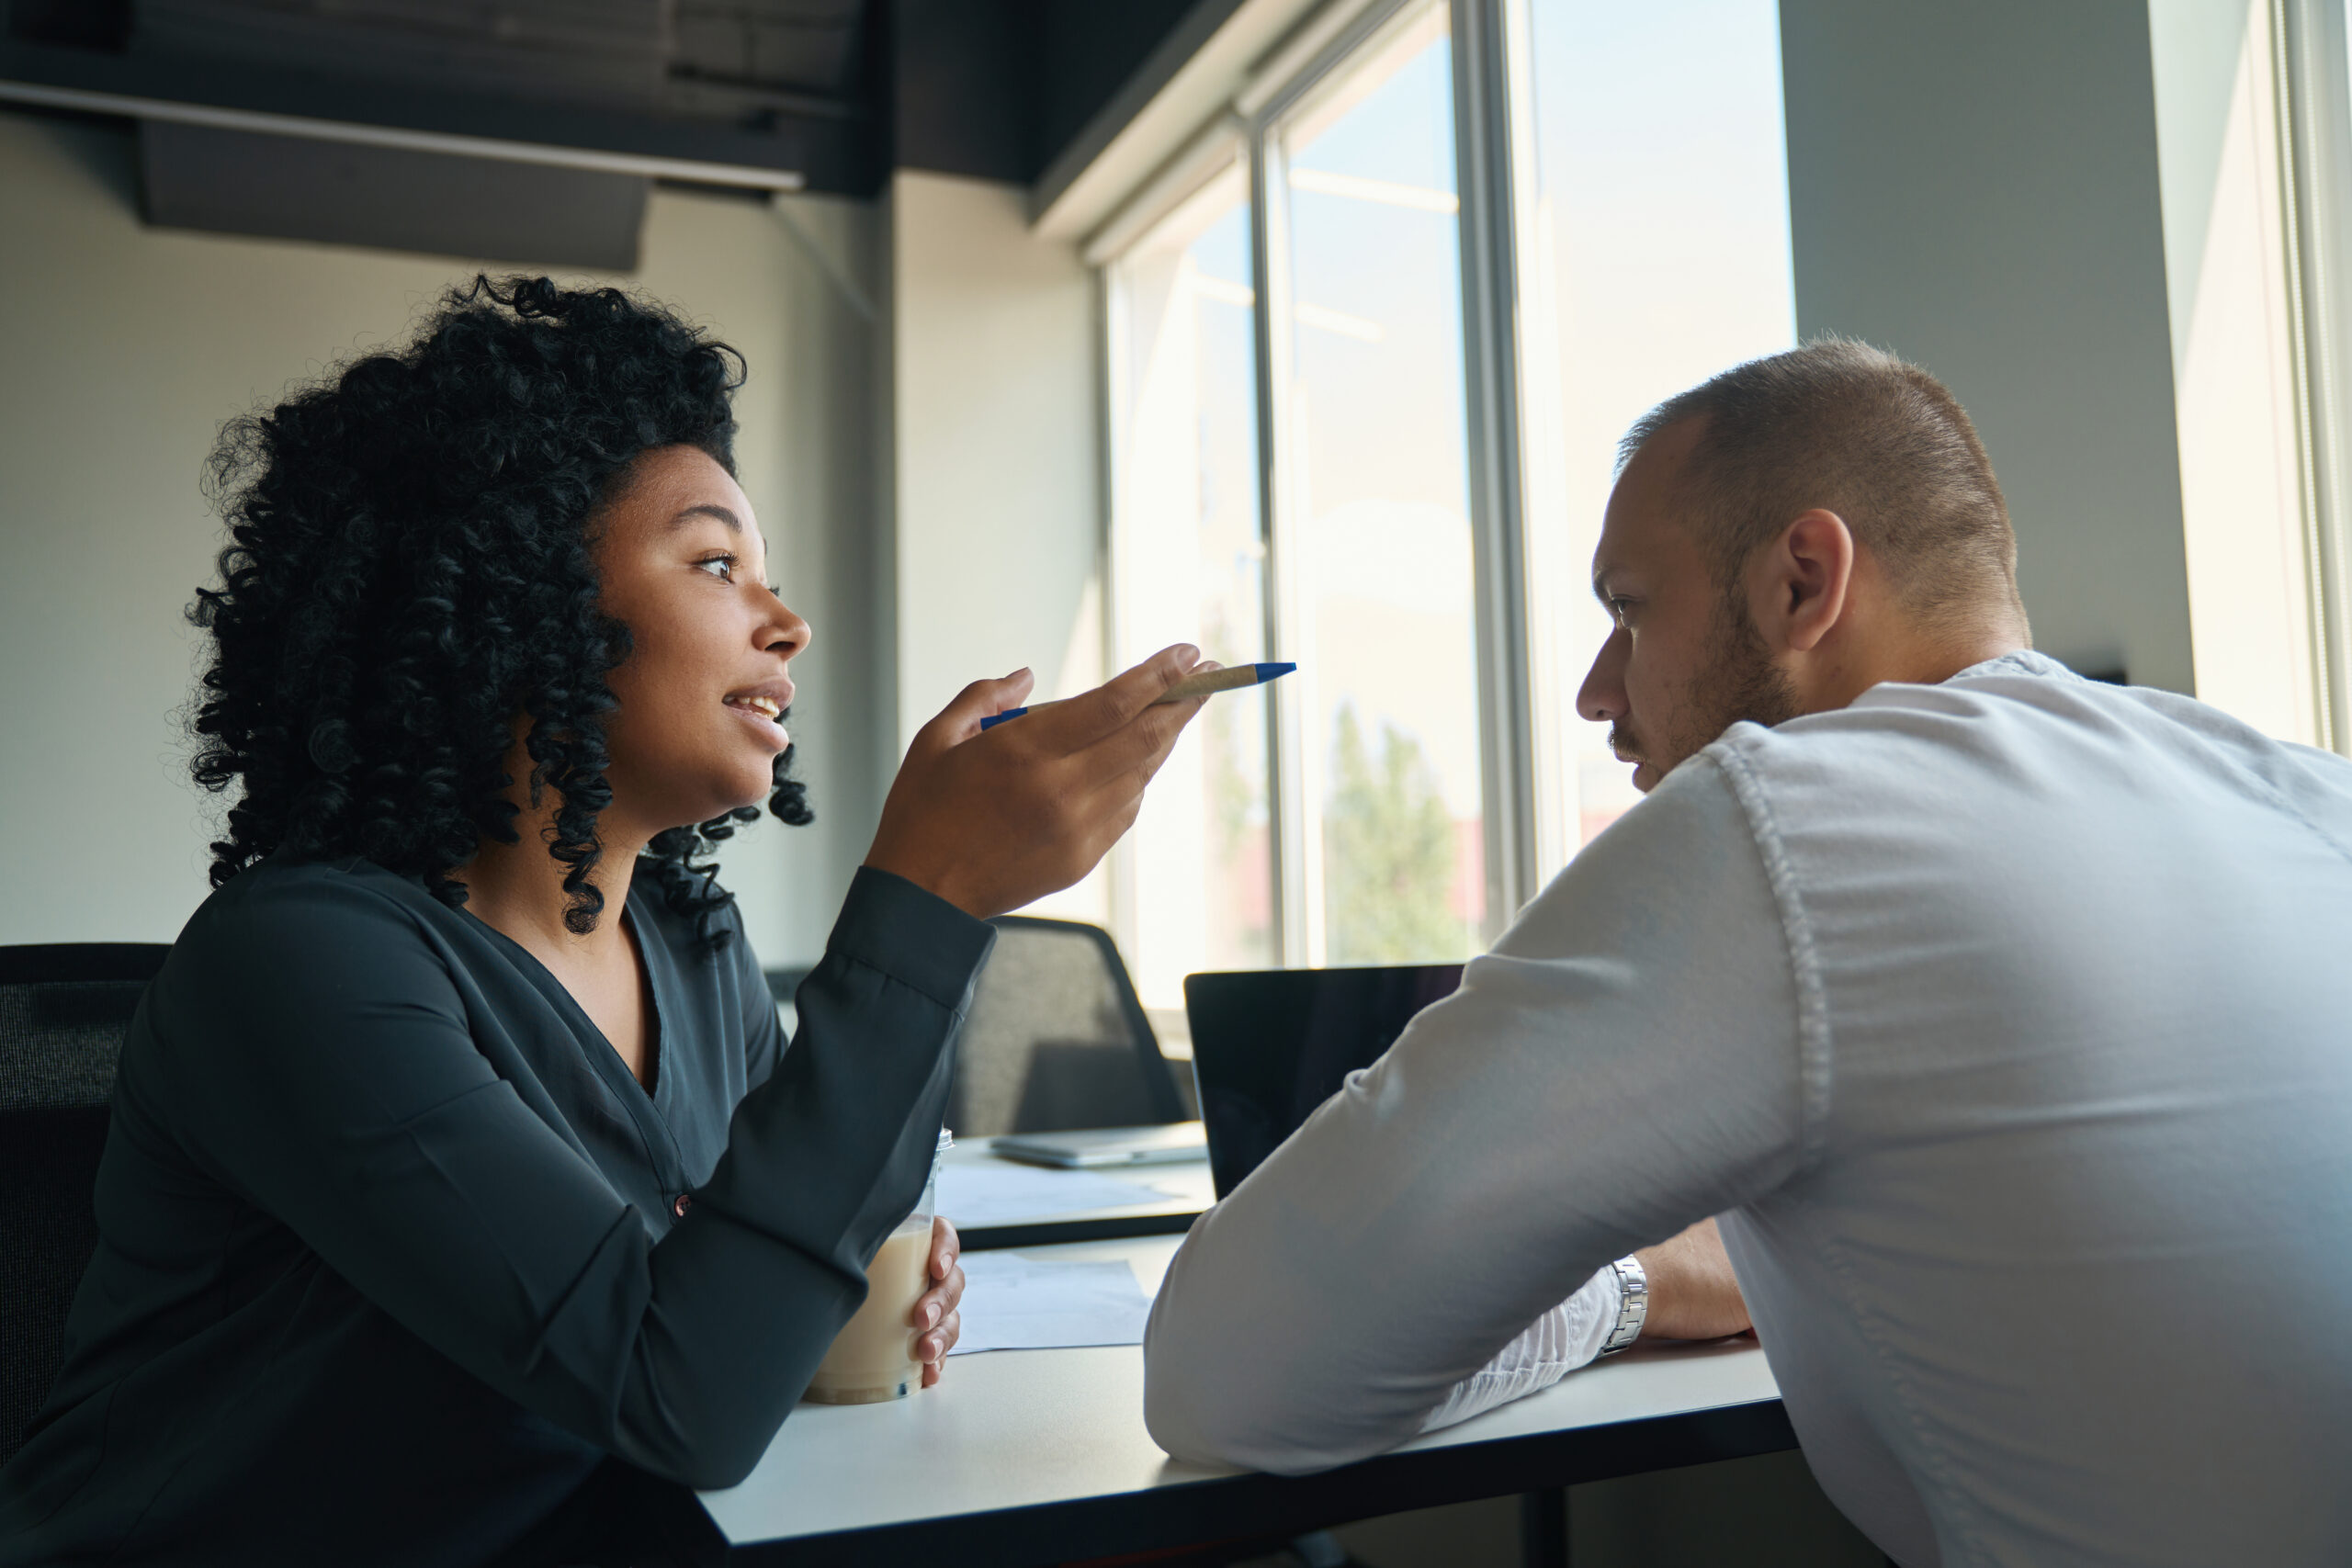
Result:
[1600, 1255, 1648, 1355]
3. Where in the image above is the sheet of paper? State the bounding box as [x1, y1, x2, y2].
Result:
[947, 1252, 1152, 1355]
[934, 1160, 1180, 1229]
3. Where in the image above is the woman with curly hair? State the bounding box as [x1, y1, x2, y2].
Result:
[0, 276, 1206, 1566]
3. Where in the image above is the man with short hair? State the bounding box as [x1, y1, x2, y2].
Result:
[1143, 340, 2352, 1565]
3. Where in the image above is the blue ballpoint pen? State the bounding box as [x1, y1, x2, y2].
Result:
[979, 661, 1296, 730]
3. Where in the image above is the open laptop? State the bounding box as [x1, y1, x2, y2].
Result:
[1183, 964, 1465, 1199]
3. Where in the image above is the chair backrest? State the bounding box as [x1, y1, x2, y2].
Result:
[0, 942, 168, 1466]
[945, 917, 1183, 1138]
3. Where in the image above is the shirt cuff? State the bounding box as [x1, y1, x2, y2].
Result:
[1416, 1265, 1624, 1435]
[824, 866, 996, 1010]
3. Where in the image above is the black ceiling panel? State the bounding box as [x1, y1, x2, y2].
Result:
[674, 0, 868, 96]
[6, 0, 131, 50]
[885, 0, 1216, 185]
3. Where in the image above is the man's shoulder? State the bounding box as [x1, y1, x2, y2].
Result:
[1733, 649, 2113, 757]
[1717, 651, 2218, 766]
[1702, 649, 2352, 842]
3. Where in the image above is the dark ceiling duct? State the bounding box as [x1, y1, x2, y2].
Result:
[122, 0, 863, 265]
[139, 118, 651, 268]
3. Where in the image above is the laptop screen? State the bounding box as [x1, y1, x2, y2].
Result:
[1183, 964, 1464, 1199]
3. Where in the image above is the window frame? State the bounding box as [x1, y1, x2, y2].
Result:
[2278, 0, 2352, 755]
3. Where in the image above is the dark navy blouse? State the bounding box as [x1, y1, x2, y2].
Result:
[0, 854, 991, 1566]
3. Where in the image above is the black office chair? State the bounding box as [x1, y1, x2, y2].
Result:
[945, 916, 1185, 1138]
[0, 942, 168, 1466]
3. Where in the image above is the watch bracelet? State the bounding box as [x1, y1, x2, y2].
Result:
[1600, 1254, 1648, 1355]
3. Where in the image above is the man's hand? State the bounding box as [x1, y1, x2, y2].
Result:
[864, 645, 1211, 919]
[911, 1216, 964, 1389]
[1635, 1216, 1752, 1341]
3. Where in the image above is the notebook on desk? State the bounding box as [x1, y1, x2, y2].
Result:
[1184, 964, 1464, 1199]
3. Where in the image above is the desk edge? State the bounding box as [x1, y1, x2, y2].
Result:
[710, 1395, 1795, 1565]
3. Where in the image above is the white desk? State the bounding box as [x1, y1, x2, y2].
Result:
[696, 1235, 1789, 1566]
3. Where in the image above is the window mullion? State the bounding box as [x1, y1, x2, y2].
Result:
[1097, 261, 1140, 964]
[1252, 119, 1318, 967]
[1452, 0, 1541, 933]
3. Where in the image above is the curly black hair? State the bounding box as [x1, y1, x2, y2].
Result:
[189, 275, 810, 952]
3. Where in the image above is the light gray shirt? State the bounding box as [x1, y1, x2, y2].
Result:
[1143, 652, 2352, 1567]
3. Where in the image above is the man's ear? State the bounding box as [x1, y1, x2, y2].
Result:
[1750, 509, 1854, 653]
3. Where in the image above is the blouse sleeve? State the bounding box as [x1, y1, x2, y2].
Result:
[155, 864, 989, 1490]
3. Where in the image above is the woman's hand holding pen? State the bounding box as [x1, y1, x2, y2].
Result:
[864, 644, 1213, 919]
[912, 1217, 964, 1388]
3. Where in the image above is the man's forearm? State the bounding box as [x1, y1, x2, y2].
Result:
[1634, 1218, 1751, 1340]
[1141, 758, 1806, 1477]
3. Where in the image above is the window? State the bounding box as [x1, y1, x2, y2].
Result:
[1512, 0, 1798, 863]
[2157, 0, 2333, 747]
[2235, 0, 2352, 752]
[1272, 8, 1487, 971]
[1106, 164, 1275, 998]
[1103, 0, 1800, 1007]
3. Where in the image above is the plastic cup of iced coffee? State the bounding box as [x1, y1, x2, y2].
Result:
[804, 1127, 952, 1404]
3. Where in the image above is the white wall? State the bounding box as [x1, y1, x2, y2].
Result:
[1779, 0, 2196, 693]
[883, 169, 1107, 920]
[0, 110, 882, 966]
[885, 170, 1103, 740]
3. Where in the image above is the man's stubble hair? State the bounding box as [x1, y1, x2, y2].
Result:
[1608, 590, 1799, 773]
[1691, 591, 1801, 741]
[1621, 336, 2029, 645]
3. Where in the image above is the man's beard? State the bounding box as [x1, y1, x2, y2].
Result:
[1611, 596, 1800, 781]
[1694, 594, 1802, 739]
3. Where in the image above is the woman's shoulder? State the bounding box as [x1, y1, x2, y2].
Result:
[173, 852, 447, 968]
[140, 856, 480, 1084]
